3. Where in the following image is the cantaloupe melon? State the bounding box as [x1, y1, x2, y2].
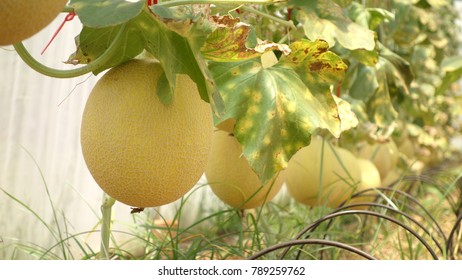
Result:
[80, 59, 213, 207]
[0, 0, 68, 45]
[286, 137, 362, 208]
[205, 130, 284, 209]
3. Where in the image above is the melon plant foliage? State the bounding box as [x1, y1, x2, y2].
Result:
[64, 0, 360, 185]
[13, 0, 462, 185]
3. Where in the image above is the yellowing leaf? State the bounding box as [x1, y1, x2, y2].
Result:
[209, 40, 352, 184]
[201, 16, 291, 62]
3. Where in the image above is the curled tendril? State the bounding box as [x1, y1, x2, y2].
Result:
[13, 24, 127, 79]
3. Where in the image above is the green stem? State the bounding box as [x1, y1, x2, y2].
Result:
[240, 5, 296, 30]
[157, 0, 287, 7]
[12, 24, 127, 79]
[63, 5, 75, 13]
[277, 31, 291, 44]
[100, 193, 116, 260]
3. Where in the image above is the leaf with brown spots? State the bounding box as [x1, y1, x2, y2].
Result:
[279, 39, 348, 95]
[209, 40, 354, 185]
[201, 15, 291, 62]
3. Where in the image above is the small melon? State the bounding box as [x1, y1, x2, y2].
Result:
[348, 158, 382, 208]
[205, 130, 284, 209]
[357, 140, 399, 179]
[286, 137, 362, 208]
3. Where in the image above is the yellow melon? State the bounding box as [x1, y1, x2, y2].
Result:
[348, 158, 382, 208]
[398, 138, 415, 159]
[205, 130, 284, 209]
[357, 158, 381, 190]
[215, 118, 236, 133]
[0, 0, 68, 45]
[357, 140, 399, 179]
[80, 59, 213, 207]
[286, 137, 362, 208]
[382, 168, 407, 190]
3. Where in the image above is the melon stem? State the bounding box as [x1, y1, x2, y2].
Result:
[100, 193, 115, 260]
[12, 23, 127, 79]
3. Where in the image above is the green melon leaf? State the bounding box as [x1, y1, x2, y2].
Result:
[345, 44, 413, 128]
[388, 2, 426, 47]
[437, 55, 462, 95]
[69, 0, 145, 28]
[66, 23, 144, 74]
[333, 0, 353, 7]
[292, 0, 375, 51]
[67, 6, 225, 114]
[367, 8, 395, 30]
[209, 39, 353, 184]
[347, 2, 395, 30]
[156, 72, 174, 105]
[138, 7, 226, 112]
[349, 48, 379, 66]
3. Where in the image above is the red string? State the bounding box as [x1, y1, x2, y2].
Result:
[287, 8, 293, 21]
[42, 0, 157, 55]
[41, 12, 76, 55]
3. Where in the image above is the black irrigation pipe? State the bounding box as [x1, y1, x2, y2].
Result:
[355, 188, 446, 240]
[350, 200, 446, 259]
[336, 203, 445, 255]
[350, 187, 448, 242]
[447, 213, 462, 259]
[412, 176, 460, 214]
[278, 210, 439, 260]
[248, 239, 377, 260]
[436, 183, 462, 216]
[323, 187, 447, 251]
[294, 204, 439, 260]
[397, 172, 462, 215]
[258, 165, 461, 260]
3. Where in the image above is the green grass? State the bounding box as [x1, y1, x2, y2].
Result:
[1, 153, 461, 260]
